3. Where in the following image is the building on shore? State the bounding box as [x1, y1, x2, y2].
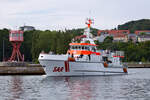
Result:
[137, 35, 150, 42]
[97, 30, 130, 42]
[113, 34, 128, 42]
[135, 30, 150, 35]
[97, 29, 150, 43]
[98, 30, 130, 36]
[19, 26, 35, 31]
[128, 33, 138, 43]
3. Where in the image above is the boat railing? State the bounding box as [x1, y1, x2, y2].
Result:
[123, 62, 150, 64]
[113, 51, 124, 57]
[99, 50, 124, 57]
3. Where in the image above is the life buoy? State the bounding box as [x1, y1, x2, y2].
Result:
[123, 68, 128, 73]
[103, 62, 108, 68]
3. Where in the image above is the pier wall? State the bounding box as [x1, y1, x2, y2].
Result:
[0, 62, 45, 75]
[127, 63, 150, 68]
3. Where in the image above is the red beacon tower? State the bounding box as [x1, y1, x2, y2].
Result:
[9, 30, 24, 62]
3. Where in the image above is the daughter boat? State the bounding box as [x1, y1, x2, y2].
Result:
[38, 18, 128, 76]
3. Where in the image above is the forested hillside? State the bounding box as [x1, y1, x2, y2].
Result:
[118, 19, 150, 32]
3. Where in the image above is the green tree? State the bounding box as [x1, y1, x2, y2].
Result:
[104, 36, 113, 43]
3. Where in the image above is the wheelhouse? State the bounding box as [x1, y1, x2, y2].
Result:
[67, 43, 100, 55]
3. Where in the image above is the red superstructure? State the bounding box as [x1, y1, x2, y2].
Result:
[9, 30, 24, 61]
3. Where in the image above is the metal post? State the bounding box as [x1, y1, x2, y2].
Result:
[3, 39, 4, 61]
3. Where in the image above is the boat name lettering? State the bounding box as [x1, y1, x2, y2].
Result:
[53, 67, 64, 72]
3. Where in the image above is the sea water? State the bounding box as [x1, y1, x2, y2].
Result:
[0, 68, 150, 100]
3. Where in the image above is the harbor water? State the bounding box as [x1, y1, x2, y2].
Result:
[0, 68, 150, 100]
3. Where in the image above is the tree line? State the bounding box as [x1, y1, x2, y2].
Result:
[0, 29, 80, 62]
[0, 28, 150, 63]
[0, 18, 150, 62]
[97, 36, 150, 62]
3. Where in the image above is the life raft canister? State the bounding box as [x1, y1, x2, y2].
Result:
[68, 57, 75, 62]
[103, 62, 108, 68]
[123, 67, 128, 73]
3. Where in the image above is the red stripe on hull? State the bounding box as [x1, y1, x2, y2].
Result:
[67, 61, 70, 72]
[64, 61, 68, 72]
[64, 61, 70, 72]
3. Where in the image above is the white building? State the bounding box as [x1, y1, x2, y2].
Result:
[19, 26, 35, 31]
[138, 35, 150, 42]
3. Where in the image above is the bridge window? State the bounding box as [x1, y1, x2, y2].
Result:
[75, 46, 77, 49]
[85, 47, 87, 50]
[79, 46, 81, 50]
[92, 47, 96, 52]
[82, 46, 84, 50]
[87, 47, 90, 51]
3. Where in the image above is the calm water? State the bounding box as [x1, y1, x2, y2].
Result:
[0, 69, 150, 100]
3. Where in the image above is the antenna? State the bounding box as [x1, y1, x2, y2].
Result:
[89, 10, 92, 18]
[85, 18, 94, 28]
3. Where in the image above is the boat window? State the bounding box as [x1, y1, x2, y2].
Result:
[87, 47, 90, 51]
[92, 47, 96, 52]
[79, 46, 81, 50]
[76, 46, 78, 50]
[75, 46, 78, 49]
[82, 46, 84, 50]
[85, 47, 87, 50]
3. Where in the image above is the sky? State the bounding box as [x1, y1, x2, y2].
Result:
[0, 0, 150, 30]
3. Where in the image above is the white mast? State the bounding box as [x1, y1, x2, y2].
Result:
[82, 18, 95, 44]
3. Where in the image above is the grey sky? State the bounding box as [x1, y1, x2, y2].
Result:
[0, 0, 150, 30]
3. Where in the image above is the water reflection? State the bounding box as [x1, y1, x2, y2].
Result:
[9, 76, 24, 100]
[42, 76, 118, 100]
[65, 77, 92, 100]
[43, 74, 150, 100]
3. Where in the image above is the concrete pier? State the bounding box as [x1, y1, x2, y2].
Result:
[0, 62, 45, 75]
[127, 63, 150, 68]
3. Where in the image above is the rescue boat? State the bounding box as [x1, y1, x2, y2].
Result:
[38, 18, 128, 76]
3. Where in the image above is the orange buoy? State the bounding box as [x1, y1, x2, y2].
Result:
[123, 68, 128, 73]
[103, 62, 108, 68]
[68, 57, 75, 62]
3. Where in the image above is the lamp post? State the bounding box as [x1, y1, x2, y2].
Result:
[3, 39, 5, 61]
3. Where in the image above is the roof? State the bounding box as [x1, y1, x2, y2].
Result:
[20, 26, 35, 28]
[98, 30, 130, 36]
[113, 33, 126, 38]
[69, 43, 97, 46]
[75, 35, 86, 40]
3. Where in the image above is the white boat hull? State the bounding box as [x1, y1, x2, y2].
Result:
[39, 59, 127, 76]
